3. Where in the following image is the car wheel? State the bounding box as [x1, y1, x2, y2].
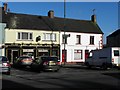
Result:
[6, 72, 10, 75]
[102, 63, 107, 70]
[86, 62, 91, 69]
[54, 70, 59, 72]
[118, 67, 120, 70]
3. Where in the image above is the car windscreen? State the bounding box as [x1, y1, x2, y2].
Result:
[114, 50, 119, 56]
[41, 57, 58, 61]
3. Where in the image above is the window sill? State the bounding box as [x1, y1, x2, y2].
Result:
[76, 43, 81, 45]
[89, 44, 95, 45]
[42, 40, 56, 42]
[62, 43, 67, 44]
[17, 39, 33, 41]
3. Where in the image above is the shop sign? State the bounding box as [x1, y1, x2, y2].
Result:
[23, 49, 34, 52]
[38, 49, 48, 52]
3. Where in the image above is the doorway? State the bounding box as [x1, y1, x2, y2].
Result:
[85, 50, 89, 61]
[12, 50, 19, 64]
[62, 50, 67, 62]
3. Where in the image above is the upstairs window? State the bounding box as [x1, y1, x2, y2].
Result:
[62, 34, 67, 44]
[90, 36, 94, 45]
[17, 32, 33, 40]
[76, 35, 81, 44]
[43, 33, 56, 41]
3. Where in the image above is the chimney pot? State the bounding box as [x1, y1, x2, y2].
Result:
[3, 3, 8, 14]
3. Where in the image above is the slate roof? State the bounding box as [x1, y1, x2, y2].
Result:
[107, 29, 120, 37]
[1, 7, 103, 34]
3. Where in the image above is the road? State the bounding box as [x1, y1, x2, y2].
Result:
[2, 66, 120, 89]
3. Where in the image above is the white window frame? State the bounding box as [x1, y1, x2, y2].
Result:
[76, 35, 81, 44]
[17, 32, 33, 41]
[74, 49, 83, 60]
[43, 33, 56, 41]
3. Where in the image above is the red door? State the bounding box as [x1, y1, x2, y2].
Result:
[62, 50, 67, 62]
[85, 50, 89, 60]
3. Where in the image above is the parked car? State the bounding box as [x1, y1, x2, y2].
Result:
[0, 56, 11, 75]
[13, 56, 33, 68]
[31, 56, 61, 72]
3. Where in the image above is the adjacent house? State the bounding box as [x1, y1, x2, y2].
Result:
[1, 3, 103, 64]
[0, 7, 6, 56]
[59, 15, 103, 64]
[0, 23, 6, 56]
[107, 29, 120, 47]
[1, 4, 60, 64]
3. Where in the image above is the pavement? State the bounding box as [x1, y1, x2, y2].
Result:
[61, 63, 87, 69]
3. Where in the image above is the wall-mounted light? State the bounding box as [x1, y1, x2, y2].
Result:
[36, 36, 41, 42]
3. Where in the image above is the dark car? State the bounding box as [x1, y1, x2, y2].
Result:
[14, 56, 33, 68]
[31, 56, 61, 72]
[0, 56, 11, 75]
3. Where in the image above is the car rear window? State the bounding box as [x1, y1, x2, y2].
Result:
[41, 57, 58, 61]
[0, 56, 8, 61]
[19, 56, 30, 59]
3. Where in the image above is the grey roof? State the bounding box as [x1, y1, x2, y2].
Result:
[107, 29, 120, 37]
[1, 8, 103, 34]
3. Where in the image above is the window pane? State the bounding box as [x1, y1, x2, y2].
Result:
[74, 50, 82, 60]
[18, 32, 20, 39]
[90, 36, 94, 44]
[114, 50, 119, 56]
[43, 33, 46, 40]
[62, 35, 64, 43]
[22, 32, 28, 39]
[46, 33, 50, 40]
[29, 33, 32, 40]
[62, 34, 67, 44]
[76, 35, 81, 44]
[52, 34, 56, 41]
[52, 50, 58, 56]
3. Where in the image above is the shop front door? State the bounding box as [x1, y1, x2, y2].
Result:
[12, 50, 19, 64]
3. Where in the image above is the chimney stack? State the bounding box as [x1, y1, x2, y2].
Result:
[48, 10, 54, 18]
[3, 3, 8, 14]
[91, 14, 96, 23]
[91, 9, 97, 23]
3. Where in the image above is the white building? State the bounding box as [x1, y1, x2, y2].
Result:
[59, 15, 103, 64]
[60, 32, 103, 64]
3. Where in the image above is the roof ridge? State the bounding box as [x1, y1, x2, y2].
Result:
[107, 29, 120, 37]
[6, 11, 92, 22]
[7, 12, 43, 17]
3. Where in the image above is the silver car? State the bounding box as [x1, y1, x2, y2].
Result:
[31, 56, 61, 72]
[0, 56, 11, 75]
[14, 56, 33, 68]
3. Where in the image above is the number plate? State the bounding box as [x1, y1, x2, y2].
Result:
[49, 62, 56, 65]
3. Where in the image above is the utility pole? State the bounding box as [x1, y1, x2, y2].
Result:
[63, 0, 66, 65]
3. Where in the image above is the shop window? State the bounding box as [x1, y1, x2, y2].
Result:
[52, 50, 58, 56]
[74, 50, 82, 60]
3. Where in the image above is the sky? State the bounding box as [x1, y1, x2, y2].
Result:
[0, 1, 119, 44]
